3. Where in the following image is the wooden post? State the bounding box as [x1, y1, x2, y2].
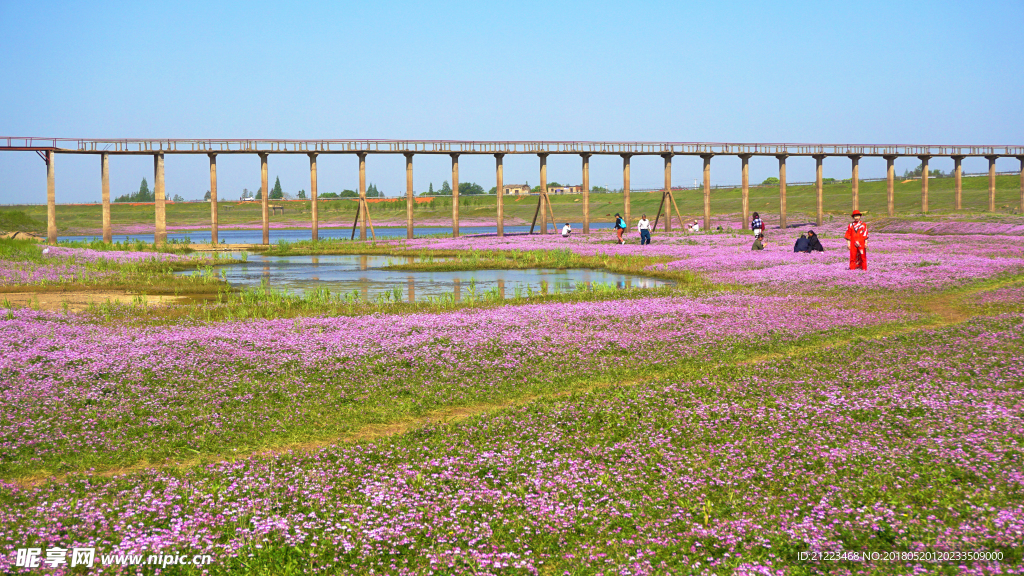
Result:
[309, 153, 318, 241]
[777, 155, 788, 230]
[451, 153, 460, 238]
[539, 153, 548, 234]
[885, 155, 896, 216]
[952, 155, 963, 210]
[155, 153, 167, 247]
[358, 152, 367, 241]
[1018, 156, 1024, 213]
[46, 151, 56, 244]
[622, 154, 631, 228]
[209, 153, 218, 244]
[581, 153, 591, 234]
[101, 152, 111, 243]
[987, 155, 998, 212]
[495, 153, 504, 237]
[740, 154, 751, 228]
[918, 155, 931, 213]
[405, 153, 414, 239]
[814, 154, 824, 226]
[701, 154, 712, 230]
[662, 153, 673, 231]
[849, 155, 861, 212]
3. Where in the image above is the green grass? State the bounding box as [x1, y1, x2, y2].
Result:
[0, 209, 45, 234]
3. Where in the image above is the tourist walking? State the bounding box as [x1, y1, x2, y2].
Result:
[613, 213, 626, 244]
[750, 212, 765, 236]
[807, 230, 824, 252]
[844, 210, 868, 270]
[638, 214, 651, 245]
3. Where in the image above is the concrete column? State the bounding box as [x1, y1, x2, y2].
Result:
[814, 155, 824, 226]
[739, 154, 751, 227]
[777, 155, 788, 230]
[308, 153, 318, 241]
[155, 153, 166, 247]
[450, 153, 460, 238]
[622, 154, 631, 227]
[405, 153, 414, 239]
[849, 155, 861, 212]
[539, 153, 548, 234]
[358, 152, 367, 241]
[918, 155, 931, 213]
[987, 155, 998, 212]
[581, 154, 591, 234]
[885, 155, 896, 216]
[952, 156, 964, 210]
[260, 153, 269, 245]
[1018, 156, 1024, 213]
[662, 153, 673, 231]
[495, 154, 504, 237]
[101, 153, 111, 243]
[701, 154, 712, 230]
[46, 151, 56, 244]
[209, 153, 218, 244]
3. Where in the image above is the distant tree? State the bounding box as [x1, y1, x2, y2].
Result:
[255, 187, 262, 200]
[903, 162, 946, 179]
[761, 177, 779, 186]
[488, 186, 497, 195]
[204, 190, 211, 201]
[421, 183, 437, 197]
[591, 185, 609, 193]
[320, 192, 339, 199]
[297, 189, 307, 199]
[171, 194, 184, 202]
[439, 181, 452, 196]
[114, 177, 156, 203]
[270, 177, 284, 200]
[547, 181, 562, 188]
[339, 190, 358, 198]
[366, 183, 383, 198]
[822, 178, 836, 185]
[459, 182, 485, 195]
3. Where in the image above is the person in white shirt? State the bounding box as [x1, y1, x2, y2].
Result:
[561, 223, 572, 238]
[638, 214, 651, 245]
[688, 220, 700, 233]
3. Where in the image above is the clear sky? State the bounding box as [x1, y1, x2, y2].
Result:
[1, 0, 1021, 203]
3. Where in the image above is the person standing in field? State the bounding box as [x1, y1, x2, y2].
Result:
[613, 213, 626, 244]
[638, 214, 651, 245]
[844, 210, 868, 270]
[750, 212, 765, 237]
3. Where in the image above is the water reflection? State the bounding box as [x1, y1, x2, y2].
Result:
[194, 254, 669, 302]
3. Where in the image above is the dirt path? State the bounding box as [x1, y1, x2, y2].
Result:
[1, 290, 192, 312]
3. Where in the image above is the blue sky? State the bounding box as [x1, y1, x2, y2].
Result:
[1, 0, 1021, 203]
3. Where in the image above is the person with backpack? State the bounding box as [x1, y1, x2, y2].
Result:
[613, 213, 626, 244]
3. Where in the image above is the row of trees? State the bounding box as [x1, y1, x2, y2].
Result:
[115, 178, 183, 202]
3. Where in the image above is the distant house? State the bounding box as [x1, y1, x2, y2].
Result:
[549, 185, 582, 195]
[502, 184, 531, 196]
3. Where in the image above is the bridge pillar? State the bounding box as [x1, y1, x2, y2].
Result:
[495, 153, 504, 237]
[209, 153, 218, 244]
[155, 153, 166, 247]
[952, 156, 964, 210]
[1018, 156, 1024, 213]
[777, 155, 788, 230]
[539, 153, 548, 234]
[451, 153, 459, 238]
[813, 154, 825, 226]
[849, 155, 861, 212]
[621, 154, 631, 228]
[986, 155, 998, 212]
[260, 153, 269, 245]
[359, 152, 368, 241]
[662, 153, 673, 231]
[701, 154, 713, 230]
[46, 151, 56, 244]
[739, 154, 751, 228]
[918, 155, 931, 213]
[581, 153, 591, 234]
[308, 153, 318, 241]
[405, 153, 414, 239]
[884, 155, 896, 216]
[101, 153, 111, 243]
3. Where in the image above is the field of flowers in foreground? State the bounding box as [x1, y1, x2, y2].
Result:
[1, 314, 1021, 575]
[0, 293, 912, 476]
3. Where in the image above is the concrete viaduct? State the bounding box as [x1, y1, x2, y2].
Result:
[2, 138, 1022, 246]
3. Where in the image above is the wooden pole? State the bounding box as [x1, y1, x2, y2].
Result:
[652, 191, 666, 231]
[849, 155, 861, 212]
[451, 153, 460, 238]
[740, 154, 751, 228]
[987, 155, 998, 212]
[405, 153, 414, 239]
[46, 151, 55, 244]
[1018, 156, 1024, 213]
[622, 154, 631, 228]
[919, 155, 930, 213]
[529, 193, 542, 234]
[777, 155, 788, 230]
[350, 199, 361, 240]
[495, 153, 504, 237]
[358, 152, 367, 241]
[669, 192, 685, 230]
[662, 153, 673, 231]
[953, 155, 963, 210]
[701, 154, 712, 230]
[539, 153, 548, 234]
[814, 154, 824, 226]
[581, 153, 591, 234]
[309, 153, 318, 241]
[885, 155, 896, 216]
[101, 152, 111, 243]
[209, 153, 218, 244]
[155, 153, 167, 247]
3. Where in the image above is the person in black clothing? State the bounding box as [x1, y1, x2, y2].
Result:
[793, 234, 810, 253]
[807, 230, 824, 252]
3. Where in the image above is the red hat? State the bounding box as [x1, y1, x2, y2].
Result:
[851, 210, 862, 217]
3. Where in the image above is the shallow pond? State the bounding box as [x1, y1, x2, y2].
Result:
[196, 254, 669, 302]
